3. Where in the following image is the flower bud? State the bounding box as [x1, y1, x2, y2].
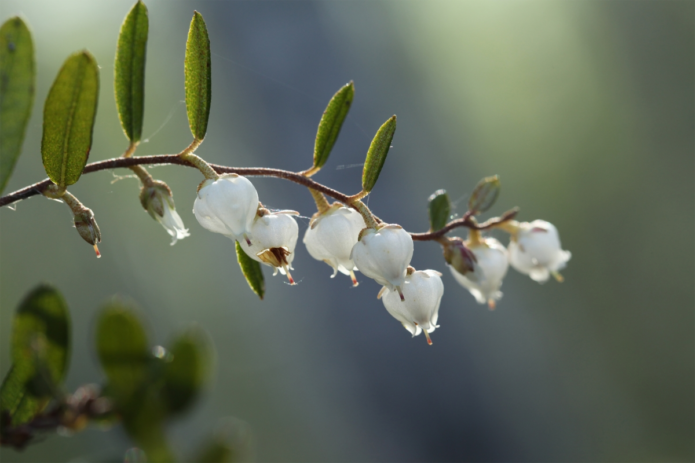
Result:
[140, 181, 189, 245]
[351, 224, 413, 299]
[193, 174, 259, 244]
[380, 269, 444, 345]
[303, 204, 366, 286]
[238, 210, 299, 284]
[508, 220, 571, 283]
[74, 208, 101, 258]
[449, 237, 508, 309]
[442, 237, 477, 276]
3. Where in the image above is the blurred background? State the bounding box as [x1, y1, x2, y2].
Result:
[0, 0, 693, 461]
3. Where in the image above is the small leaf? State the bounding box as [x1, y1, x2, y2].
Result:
[362, 115, 396, 193]
[41, 51, 99, 187]
[95, 300, 150, 401]
[115, 1, 148, 142]
[0, 285, 70, 425]
[184, 11, 211, 140]
[428, 189, 451, 231]
[161, 327, 211, 415]
[313, 82, 354, 170]
[0, 17, 35, 194]
[468, 175, 501, 214]
[194, 418, 253, 463]
[235, 241, 265, 299]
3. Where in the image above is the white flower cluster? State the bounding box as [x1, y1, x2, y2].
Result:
[445, 220, 571, 309]
[189, 174, 570, 345]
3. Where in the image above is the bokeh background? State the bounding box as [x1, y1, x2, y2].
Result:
[1, 0, 693, 461]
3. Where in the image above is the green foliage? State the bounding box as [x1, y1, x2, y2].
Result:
[161, 327, 212, 415]
[0, 285, 70, 425]
[468, 175, 500, 214]
[313, 82, 354, 170]
[184, 11, 211, 141]
[114, 1, 148, 143]
[41, 51, 99, 187]
[362, 115, 396, 193]
[236, 240, 265, 299]
[0, 17, 35, 194]
[428, 189, 451, 231]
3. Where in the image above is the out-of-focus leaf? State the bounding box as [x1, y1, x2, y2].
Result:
[0, 285, 70, 425]
[428, 189, 451, 231]
[161, 327, 211, 415]
[362, 115, 396, 193]
[95, 300, 149, 401]
[184, 11, 211, 140]
[0, 17, 35, 194]
[468, 175, 501, 214]
[235, 241, 264, 299]
[115, 1, 148, 142]
[194, 418, 253, 463]
[41, 51, 99, 187]
[313, 82, 354, 170]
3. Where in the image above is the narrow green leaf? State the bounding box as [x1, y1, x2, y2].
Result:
[95, 300, 149, 401]
[41, 51, 99, 187]
[0, 17, 35, 194]
[115, 1, 148, 142]
[0, 285, 70, 425]
[468, 175, 501, 214]
[313, 82, 354, 170]
[428, 189, 451, 231]
[161, 327, 211, 415]
[236, 241, 265, 299]
[184, 11, 211, 140]
[362, 115, 396, 193]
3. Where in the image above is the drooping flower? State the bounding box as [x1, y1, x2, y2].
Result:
[380, 269, 444, 345]
[351, 224, 413, 299]
[193, 174, 259, 244]
[449, 237, 508, 309]
[239, 209, 299, 284]
[303, 204, 366, 286]
[508, 220, 571, 283]
[140, 181, 189, 245]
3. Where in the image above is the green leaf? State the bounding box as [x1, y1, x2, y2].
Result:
[468, 175, 501, 214]
[362, 115, 396, 193]
[194, 419, 252, 463]
[95, 300, 150, 401]
[235, 240, 265, 299]
[0, 285, 70, 425]
[41, 51, 99, 187]
[114, 1, 148, 143]
[313, 82, 354, 170]
[184, 11, 211, 140]
[0, 17, 35, 194]
[428, 189, 451, 231]
[161, 327, 211, 415]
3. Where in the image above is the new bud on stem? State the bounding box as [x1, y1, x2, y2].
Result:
[140, 180, 189, 245]
[74, 207, 101, 258]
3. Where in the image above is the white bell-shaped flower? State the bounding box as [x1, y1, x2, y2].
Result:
[380, 269, 444, 345]
[450, 237, 508, 309]
[508, 220, 571, 283]
[193, 174, 259, 244]
[351, 224, 413, 299]
[140, 181, 189, 245]
[239, 210, 299, 284]
[303, 204, 366, 286]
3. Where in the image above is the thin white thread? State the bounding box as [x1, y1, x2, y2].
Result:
[142, 100, 185, 143]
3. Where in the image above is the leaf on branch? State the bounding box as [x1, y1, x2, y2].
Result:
[235, 240, 265, 299]
[115, 1, 149, 143]
[161, 326, 212, 415]
[0, 284, 70, 425]
[362, 115, 396, 193]
[41, 51, 99, 187]
[0, 17, 35, 194]
[468, 175, 501, 215]
[95, 299, 150, 401]
[185, 11, 211, 141]
[428, 189, 451, 232]
[314, 82, 354, 170]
